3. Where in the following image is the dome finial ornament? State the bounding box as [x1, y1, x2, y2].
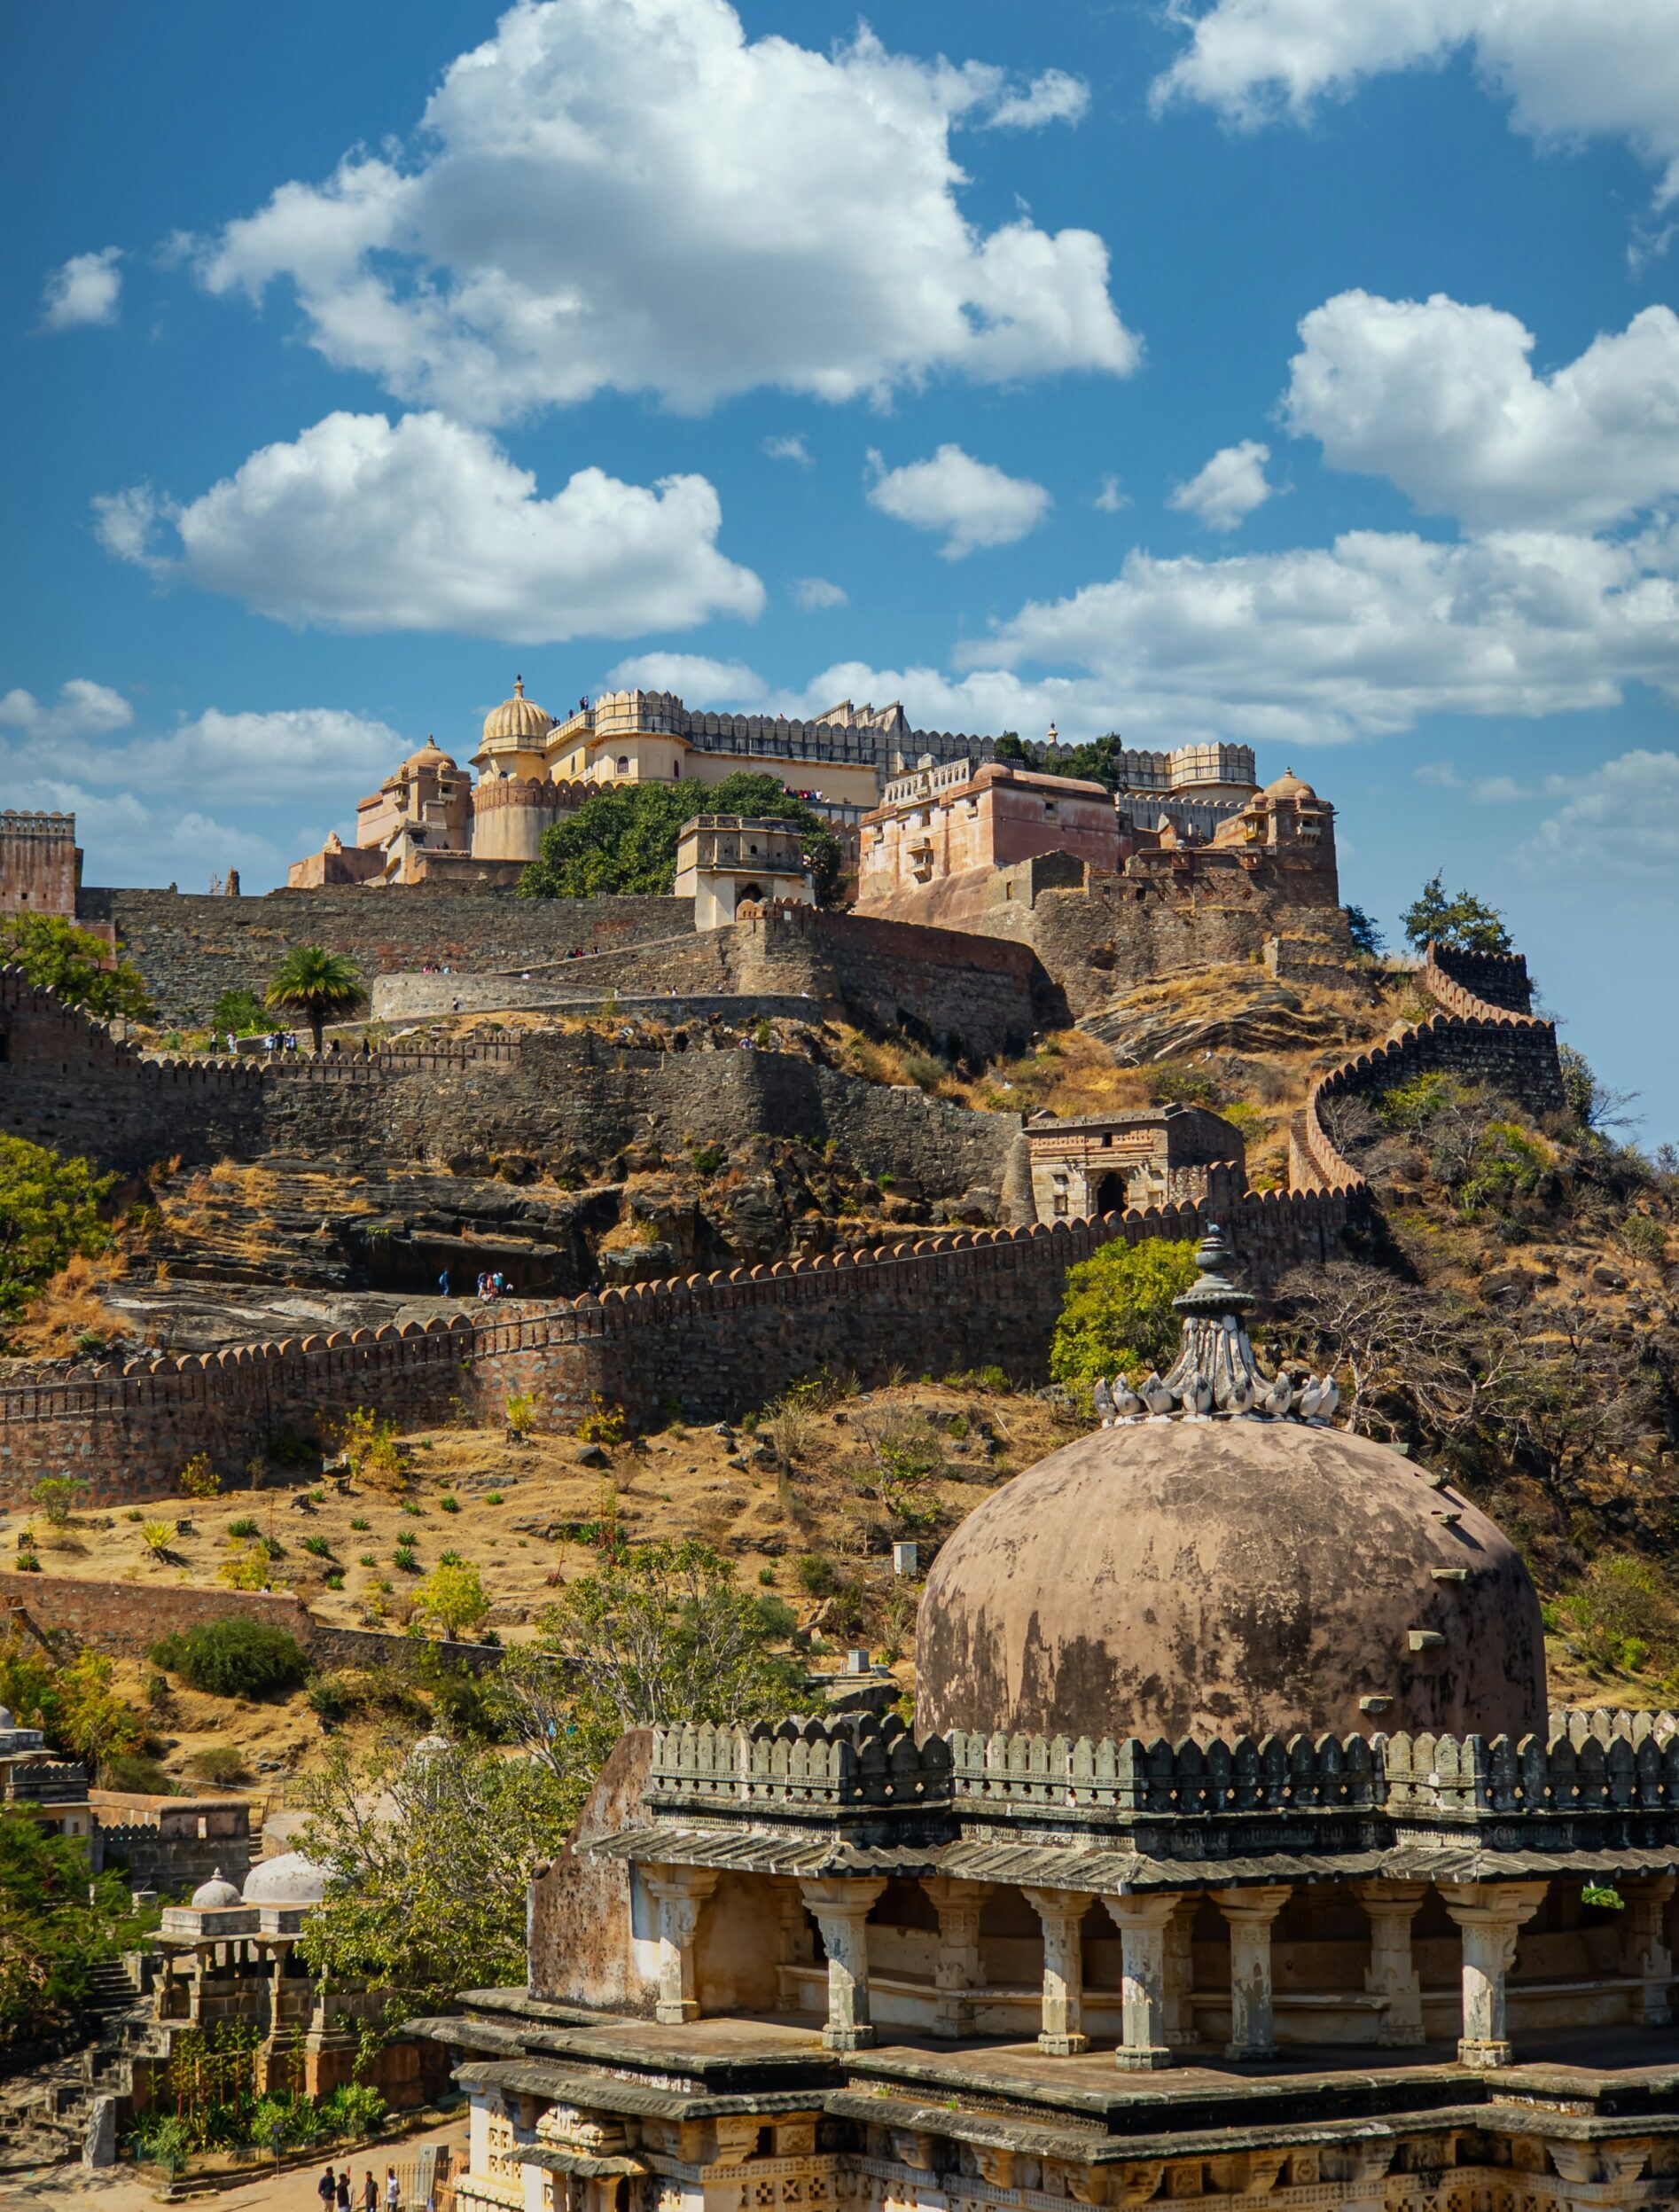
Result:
[1097, 1229, 1338, 1426]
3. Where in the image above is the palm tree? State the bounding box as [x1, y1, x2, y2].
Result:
[264, 945, 365, 1053]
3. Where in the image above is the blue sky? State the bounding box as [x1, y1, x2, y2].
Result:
[4, 0, 1679, 1126]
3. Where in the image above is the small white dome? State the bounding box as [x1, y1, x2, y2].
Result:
[0, 1707, 15, 1730]
[241, 1850, 328, 1906]
[191, 1869, 243, 1911]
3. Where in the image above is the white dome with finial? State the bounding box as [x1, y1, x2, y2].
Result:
[191, 1869, 244, 1911]
[480, 675, 554, 748]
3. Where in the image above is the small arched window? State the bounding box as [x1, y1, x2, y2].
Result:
[617, 755, 629, 775]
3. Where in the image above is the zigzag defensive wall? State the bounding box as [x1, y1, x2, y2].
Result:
[0, 939, 1566, 1505]
[0, 1194, 1352, 1503]
[1290, 942, 1566, 1193]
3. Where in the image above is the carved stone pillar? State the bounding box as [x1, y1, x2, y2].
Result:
[1351, 1881, 1427, 2047]
[923, 1876, 989, 2040]
[1212, 1887, 1292, 2061]
[1103, 1895, 1182, 2071]
[1023, 1888, 1095, 2056]
[1438, 1881, 1546, 2067]
[644, 1866, 719, 2026]
[1618, 1875, 1675, 2026]
[776, 1883, 817, 2012]
[1164, 1896, 1200, 2048]
[800, 1878, 887, 2051]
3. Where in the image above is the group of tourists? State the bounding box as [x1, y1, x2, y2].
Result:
[316, 2163, 403, 2210]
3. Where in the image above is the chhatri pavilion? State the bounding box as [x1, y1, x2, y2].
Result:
[416, 1234, 1679, 2212]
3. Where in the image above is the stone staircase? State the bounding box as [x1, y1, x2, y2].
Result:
[0, 1954, 159, 2174]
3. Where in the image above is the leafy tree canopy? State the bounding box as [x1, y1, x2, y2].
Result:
[295, 1538, 803, 2008]
[1401, 873, 1513, 957]
[0, 1808, 152, 2051]
[1050, 1235, 1199, 1389]
[150, 1618, 310, 1700]
[0, 1635, 146, 1774]
[519, 773, 841, 903]
[297, 1738, 582, 2010]
[0, 1132, 113, 1323]
[1344, 903, 1386, 957]
[537, 1537, 805, 1758]
[210, 987, 267, 1036]
[0, 914, 154, 1023]
[264, 946, 365, 1051]
[992, 731, 1131, 794]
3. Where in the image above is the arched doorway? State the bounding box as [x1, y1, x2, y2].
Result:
[1093, 1171, 1126, 1216]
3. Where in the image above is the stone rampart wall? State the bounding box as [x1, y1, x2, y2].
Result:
[0, 1192, 1351, 1503]
[78, 886, 691, 1023]
[0, 1569, 507, 1676]
[1291, 942, 1565, 1192]
[1010, 874, 1351, 1019]
[0, 973, 1019, 1194]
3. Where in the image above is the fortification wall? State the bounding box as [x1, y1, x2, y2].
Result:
[0, 974, 1018, 1194]
[0, 1193, 1352, 1503]
[999, 874, 1351, 1019]
[0, 1570, 506, 1675]
[1291, 942, 1566, 1192]
[77, 886, 691, 1022]
[1429, 943, 1535, 1015]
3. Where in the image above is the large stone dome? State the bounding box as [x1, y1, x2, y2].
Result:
[915, 1417, 1546, 1745]
[480, 676, 554, 748]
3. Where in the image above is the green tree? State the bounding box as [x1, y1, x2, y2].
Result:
[988, 731, 1130, 793]
[1050, 1235, 1200, 1388]
[263, 946, 365, 1052]
[0, 1635, 146, 1777]
[1344, 904, 1386, 957]
[0, 1809, 152, 2050]
[0, 1133, 113, 1322]
[295, 1736, 587, 2009]
[412, 1559, 492, 1643]
[537, 1537, 803, 1754]
[519, 774, 841, 903]
[0, 913, 155, 1023]
[209, 987, 266, 1036]
[1401, 873, 1513, 956]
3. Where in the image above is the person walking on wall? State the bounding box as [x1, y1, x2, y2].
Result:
[318, 2165, 336, 2210]
[385, 2169, 402, 2211]
[337, 2171, 353, 2210]
[362, 2171, 379, 2212]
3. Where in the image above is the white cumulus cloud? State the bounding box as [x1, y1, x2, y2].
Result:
[193, 0, 1132, 422]
[1153, 0, 1679, 210]
[980, 68, 1091, 130]
[957, 524, 1679, 747]
[40, 247, 123, 331]
[1167, 439, 1274, 530]
[792, 576, 848, 610]
[0, 678, 135, 739]
[1286, 293, 1679, 532]
[1520, 748, 1679, 878]
[94, 410, 763, 643]
[865, 444, 1052, 559]
[762, 435, 813, 467]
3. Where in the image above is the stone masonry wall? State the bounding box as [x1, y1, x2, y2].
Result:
[0, 1193, 1352, 1504]
[0, 1568, 506, 1675]
[79, 885, 691, 1023]
[1292, 943, 1565, 1192]
[0, 973, 1018, 1196]
[1002, 873, 1352, 1019]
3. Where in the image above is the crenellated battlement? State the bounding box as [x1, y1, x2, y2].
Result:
[634, 1708, 1679, 1854]
[1292, 941, 1564, 1192]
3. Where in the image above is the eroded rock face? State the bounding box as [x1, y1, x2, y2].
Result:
[914, 1419, 1546, 1744]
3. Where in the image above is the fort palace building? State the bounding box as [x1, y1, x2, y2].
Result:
[280, 678, 1296, 899]
[413, 1234, 1679, 2212]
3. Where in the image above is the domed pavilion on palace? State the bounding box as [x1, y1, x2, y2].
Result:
[418, 1234, 1679, 2212]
